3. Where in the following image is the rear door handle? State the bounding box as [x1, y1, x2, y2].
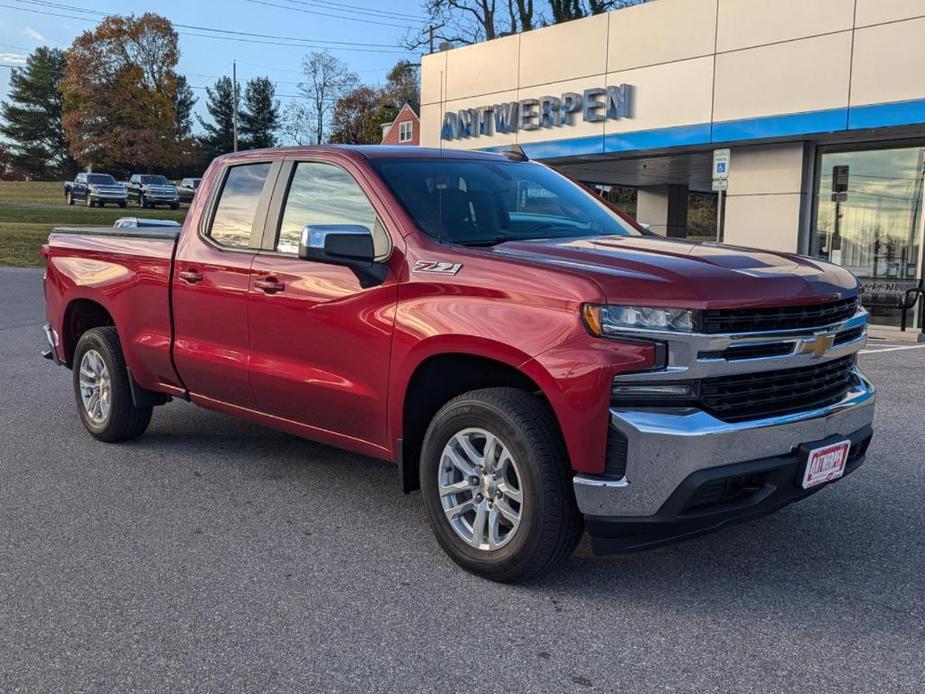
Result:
[179, 269, 203, 284]
[255, 278, 285, 294]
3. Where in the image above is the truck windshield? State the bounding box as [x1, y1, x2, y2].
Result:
[371, 158, 641, 246]
[87, 174, 117, 185]
[140, 175, 169, 185]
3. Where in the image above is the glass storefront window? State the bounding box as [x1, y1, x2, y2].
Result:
[812, 144, 925, 327]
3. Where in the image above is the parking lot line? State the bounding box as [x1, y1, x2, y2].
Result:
[860, 343, 925, 354]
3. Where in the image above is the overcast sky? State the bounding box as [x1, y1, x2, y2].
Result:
[0, 0, 424, 127]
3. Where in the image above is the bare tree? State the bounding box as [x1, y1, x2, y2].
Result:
[412, 0, 523, 46]
[413, 0, 646, 47]
[296, 51, 358, 145]
[545, 0, 648, 23]
[279, 101, 316, 146]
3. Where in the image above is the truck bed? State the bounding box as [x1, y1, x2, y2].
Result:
[44, 225, 183, 396]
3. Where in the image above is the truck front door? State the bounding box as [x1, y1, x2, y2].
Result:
[247, 158, 399, 451]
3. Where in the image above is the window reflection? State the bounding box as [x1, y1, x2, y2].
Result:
[210, 163, 272, 248]
[812, 145, 924, 326]
[278, 162, 381, 255]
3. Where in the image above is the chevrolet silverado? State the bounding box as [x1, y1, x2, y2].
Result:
[126, 174, 180, 209]
[42, 146, 875, 582]
[64, 172, 128, 208]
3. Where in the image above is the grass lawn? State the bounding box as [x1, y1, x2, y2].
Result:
[0, 181, 187, 267]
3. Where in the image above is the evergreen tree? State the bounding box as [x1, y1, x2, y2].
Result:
[239, 77, 280, 150]
[173, 74, 197, 140]
[197, 76, 239, 159]
[0, 46, 76, 179]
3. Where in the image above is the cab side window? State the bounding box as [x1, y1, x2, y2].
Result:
[276, 162, 390, 259]
[207, 163, 272, 249]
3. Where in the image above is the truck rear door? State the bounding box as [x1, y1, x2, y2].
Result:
[172, 160, 281, 409]
[74, 173, 87, 200]
[247, 157, 399, 449]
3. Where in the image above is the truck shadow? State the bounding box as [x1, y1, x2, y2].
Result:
[135, 400, 923, 641]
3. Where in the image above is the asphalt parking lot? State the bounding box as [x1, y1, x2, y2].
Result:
[2, 266, 924, 693]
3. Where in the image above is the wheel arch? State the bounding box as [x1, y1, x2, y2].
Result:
[392, 343, 567, 493]
[61, 297, 116, 367]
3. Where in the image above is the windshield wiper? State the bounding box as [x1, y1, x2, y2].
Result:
[458, 237, 511, 247]
[459, 237, 547, 247]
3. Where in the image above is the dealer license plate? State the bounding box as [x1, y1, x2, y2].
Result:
[801, 440, 850, 489]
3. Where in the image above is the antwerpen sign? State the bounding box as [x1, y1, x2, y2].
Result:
[441, 84, 634, 140]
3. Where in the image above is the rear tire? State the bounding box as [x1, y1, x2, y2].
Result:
[420, 387, 582, 583]
[72, 327, 153, 442]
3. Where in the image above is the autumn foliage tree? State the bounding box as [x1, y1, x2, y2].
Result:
[61, 13, 194, 172]
[328, 61, 421, 145]
[328, 86, 382, 145]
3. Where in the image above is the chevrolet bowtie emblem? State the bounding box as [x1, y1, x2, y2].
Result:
[801, 331, 837, 359]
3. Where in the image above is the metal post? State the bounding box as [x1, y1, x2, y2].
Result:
[715, 189, 723, 243]
[425, 23, 445, 53]
[232, 59, 238, 153]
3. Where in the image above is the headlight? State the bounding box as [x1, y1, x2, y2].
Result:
[583, 304, 697, 335]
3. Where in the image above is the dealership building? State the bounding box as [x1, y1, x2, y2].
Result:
[419, 0, 925, 328]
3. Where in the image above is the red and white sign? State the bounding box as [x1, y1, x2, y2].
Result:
[802, 440, 851, 489]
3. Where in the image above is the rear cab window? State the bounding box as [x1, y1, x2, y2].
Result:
[206, 163, 274, 249]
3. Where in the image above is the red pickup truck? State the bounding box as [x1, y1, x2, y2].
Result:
[42, 146, 875, 581]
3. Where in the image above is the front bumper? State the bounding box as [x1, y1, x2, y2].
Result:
[142, 190, 179, 202]
[573, 369, 875, 552]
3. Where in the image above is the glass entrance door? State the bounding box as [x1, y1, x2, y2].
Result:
[811, 144, 925, 327]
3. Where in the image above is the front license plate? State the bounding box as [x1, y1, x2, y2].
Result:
[802, 440, 850, 489]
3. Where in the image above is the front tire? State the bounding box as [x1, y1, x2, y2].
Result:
[139, 194, 147, 208]
[66, 191, 74, 205]
[420, 388, 582, 583]
[72, 327, 153, 442]
[86, 195, 93, 207]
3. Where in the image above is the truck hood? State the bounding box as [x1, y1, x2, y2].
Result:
[490, 235, 860, 308]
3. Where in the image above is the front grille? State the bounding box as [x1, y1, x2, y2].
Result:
[700, 342, 794, 361]
[698, 355, 857, 422]
[701, 297, 859, 334]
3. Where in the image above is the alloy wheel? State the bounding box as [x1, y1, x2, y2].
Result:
[438, 427, 524, 551]
[78, 349, 111, 423]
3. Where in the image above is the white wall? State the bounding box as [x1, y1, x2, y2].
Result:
[421, 0, 925, 149]
[723, 144, 806, 253]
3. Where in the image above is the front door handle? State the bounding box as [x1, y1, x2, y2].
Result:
[179, 269, 203, 284]
[255, 278, 285, 294]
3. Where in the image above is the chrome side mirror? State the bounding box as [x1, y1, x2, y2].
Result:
[298, 224, 386, 287]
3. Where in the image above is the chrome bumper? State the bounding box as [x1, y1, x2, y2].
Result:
[573, 368, 875, 518]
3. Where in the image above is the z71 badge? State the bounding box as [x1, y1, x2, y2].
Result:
[412, 260, 462, 275]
